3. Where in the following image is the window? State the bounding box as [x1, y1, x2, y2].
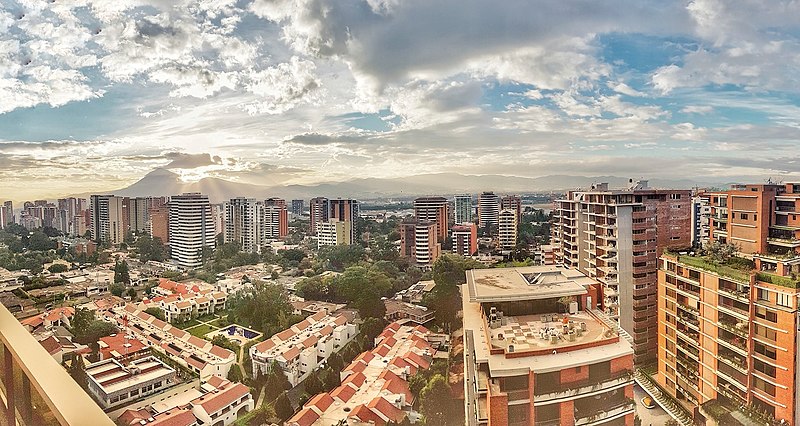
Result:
[777, 292, 792, 308]
[754, 341, 777, 360]
[741, 213, 749, 220]
[753, 376, 776, 396]
[756, 306, 778, 323]
[754, 359, 777, 378]
[754, 324, 777, 341]
[670, 194, 682, 200]
[757, 288, 770, 301]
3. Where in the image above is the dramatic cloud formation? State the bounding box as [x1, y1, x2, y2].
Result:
[1, 0, 800, 200]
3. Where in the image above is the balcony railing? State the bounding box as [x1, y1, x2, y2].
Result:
[574, 400, 635, 426]
[534, 370, 633, 402]
[0, 304, 113, 426]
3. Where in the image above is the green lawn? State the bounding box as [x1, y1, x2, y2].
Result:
[187, 324, 217, 338]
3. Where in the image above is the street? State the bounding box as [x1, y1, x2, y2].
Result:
[635, 383, 671, 426]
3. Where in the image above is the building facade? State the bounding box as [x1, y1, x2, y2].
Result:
[414, 197, 449, 242]
[501, 195, 523, 226]
[551, 181, 691, 363]
[317, 219, 352, 248]
[169, 193, 215, 269]
[309, 197, 329, 234]
[90, 195, 127, 244]
[478, 192, 500, 231]
[291, 199, 304, 216]
[224, 197, 261, 253]
[452, 223, 478, 257]
[455, 194, 473, 225]
[658, 253, 800, 425]
[498, 208, 518, 250]
[463, 266, 635, 426]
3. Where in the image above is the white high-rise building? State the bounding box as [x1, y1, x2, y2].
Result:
[477, 191, 500, 230]
[90, 195, 126, 244]
[454, 194, 473, 225]
[498, 208, 518, 250]
[224, 198, 261, 253]
[169, 193, 215, 269]
[261, 205, 285, 240]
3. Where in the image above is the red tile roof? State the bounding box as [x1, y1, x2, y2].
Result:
[209, 345, 233, 359]
[304, 393, 334, 412]
[253, 339, 275, 352]
[342, 371, 366, 388]
[287, 408, 319, 426]
[368, 396, 404, 423]
[276, 328, 295, 341]
[150, 407, 197, 426]
[281, 346, 300, 362]
[39, 336, 61, 355]
[333, 315, 348, 326]
[193, 382, 250, 415]
[310, 310, 326, 322]
[330, 384, 357, 402]
[349, 404, 384, 425]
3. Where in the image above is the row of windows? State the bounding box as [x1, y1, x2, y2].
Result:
[757, 288, 793, 308]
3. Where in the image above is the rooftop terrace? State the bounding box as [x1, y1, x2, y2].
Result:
[488, 311, 617, 355]
[466, 266, 595, 303]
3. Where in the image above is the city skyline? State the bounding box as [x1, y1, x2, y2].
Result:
[3, 1, 800, 201]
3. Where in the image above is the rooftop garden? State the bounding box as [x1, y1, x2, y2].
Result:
[666, 242, 800, 289]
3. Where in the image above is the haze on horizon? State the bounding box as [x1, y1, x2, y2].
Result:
[2, 0, 800, 201]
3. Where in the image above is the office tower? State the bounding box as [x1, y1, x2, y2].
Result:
[691, 193, 711, 248]
[551, 180, 691, 363]
[168, 193, 215, 269]
[463, 266, 635, 426]
[291, 199, 304, 216]
[398, 220, 440, 266]
[658, 252, 800, 424]
[147, 207, 169, 244]
[309, 197, 329, 234]
[413, 197, 449, 242]
[451, 223, 477, 257]
[454, 194, 473, 225]
[478, 191, 500, 230]
[501, 194, 523, 226]
[90, 195, 127, 244]
[498, 208, 518, 250]
[706, 182, 800, 275]
[224, 197, 261, 253]
[316, 219, 352, 248]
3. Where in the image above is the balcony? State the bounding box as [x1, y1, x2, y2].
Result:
[534, 370, 633, 403]
[574, 400, 635, 426]
[718, 286, 749, 303]
[0, 304, 113, 426]
[717, 319, 748, 339]
[767, 237, 800, 248]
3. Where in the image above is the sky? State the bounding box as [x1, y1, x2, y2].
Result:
[1, 0, 800, 201]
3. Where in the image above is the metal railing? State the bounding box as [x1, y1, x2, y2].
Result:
[0, 304, 113, 426]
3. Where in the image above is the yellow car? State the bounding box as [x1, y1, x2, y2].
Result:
[641, 396, 657, 409]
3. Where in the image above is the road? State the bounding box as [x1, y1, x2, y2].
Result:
[635, 383, 671, 426]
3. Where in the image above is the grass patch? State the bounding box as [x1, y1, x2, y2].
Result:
[756, 271, 800, 289]
[675, 254, 751, 282]
[187, 324, 216, 338]
[176, 318, 200, 329]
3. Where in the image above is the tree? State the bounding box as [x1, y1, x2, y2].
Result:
[279, 248, 306, 263]
[227, 281, 294, 334]
[318, 244, 365, 271]
[68, 352, 87, 390]
[705, 241, 739, 263]
[361, 317, 387, 343]
[109, 283, 126, 297]
[114, 260, 130, 284]
[331, 266, 391, 319]
[126, 287, 137, 300]
[145, 307, 166, 321]
[274, 392, 294, 422]
[136, 235, 166, 262]
[48, 263, 68, 273]
[27, 231, 56, 251]
[304, 370, 324, 395]
[419, 374, 453, 425]
[227, 365, 244, 383]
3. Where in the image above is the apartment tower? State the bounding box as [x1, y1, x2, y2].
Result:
[224, 198, 261, 253]
[478, 191, 500, 231]
[414, 196, 449, 242]
[452, 223, 478, 257]
[498, 208, 518, 250]
[454, 194, 473, 225]
[463, 266, 635, 426]
[168, 193, 215, 269]
[501, 195, 523, 226]
[551, 181, 691, 363]
[90, 195, 127, 245]
[309, 197, 329, 234]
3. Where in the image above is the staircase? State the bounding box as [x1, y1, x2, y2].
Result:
[592, 310, 694, 426]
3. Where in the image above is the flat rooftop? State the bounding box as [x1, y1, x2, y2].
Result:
[466, 266, 595, 302]
[86, 357, 174, 395]
[488, 311, 615, 354]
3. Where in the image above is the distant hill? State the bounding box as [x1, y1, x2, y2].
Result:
[103, 168, 728, 203]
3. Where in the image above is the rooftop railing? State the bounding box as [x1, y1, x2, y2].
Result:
[0, 304, 113, 426]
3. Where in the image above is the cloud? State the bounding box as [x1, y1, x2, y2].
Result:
[680, 105, 713, 114]
[164, 152, 223, 169]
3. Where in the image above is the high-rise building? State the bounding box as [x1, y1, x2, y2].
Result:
[128, 196, 166, 233]
[224, 198, 261, 253]
[316, 219, 352, 248]
[498, 208, 518, 250]
[0, 200, 13, 228]
[451, 223, 477, 257]
[413, 197, 449, 242]
[706, 182, 800, 276]
[262, 204, 288, 240]
[291, 199, 304, 216]
[551, 181, 691, 363]
[329, 199, 358, 242]
[691, 193, 711, 248]
[168, 193, 215, 269]
[90, 195, 126, 244]
[658, 252, 800, 424]
[478, 191, 500, 230]
[501, 194, 522, 226]
[398, 220, 440, 266]
[309, 197, 329, 234]
[454, 194, 473, 225]
[148, 207, 169, 244]
[463, 266, 635, 426]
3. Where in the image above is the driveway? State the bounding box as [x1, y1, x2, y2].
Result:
[635, 383, 671, 426]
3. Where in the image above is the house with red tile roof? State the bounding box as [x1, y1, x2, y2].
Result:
[288, 322, 437, 425]
[249, 312, 358, 387]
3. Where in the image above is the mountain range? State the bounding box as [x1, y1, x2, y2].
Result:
[99, 168, 730, 203]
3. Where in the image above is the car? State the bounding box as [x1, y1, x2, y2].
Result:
[641, 396, 657, 409]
